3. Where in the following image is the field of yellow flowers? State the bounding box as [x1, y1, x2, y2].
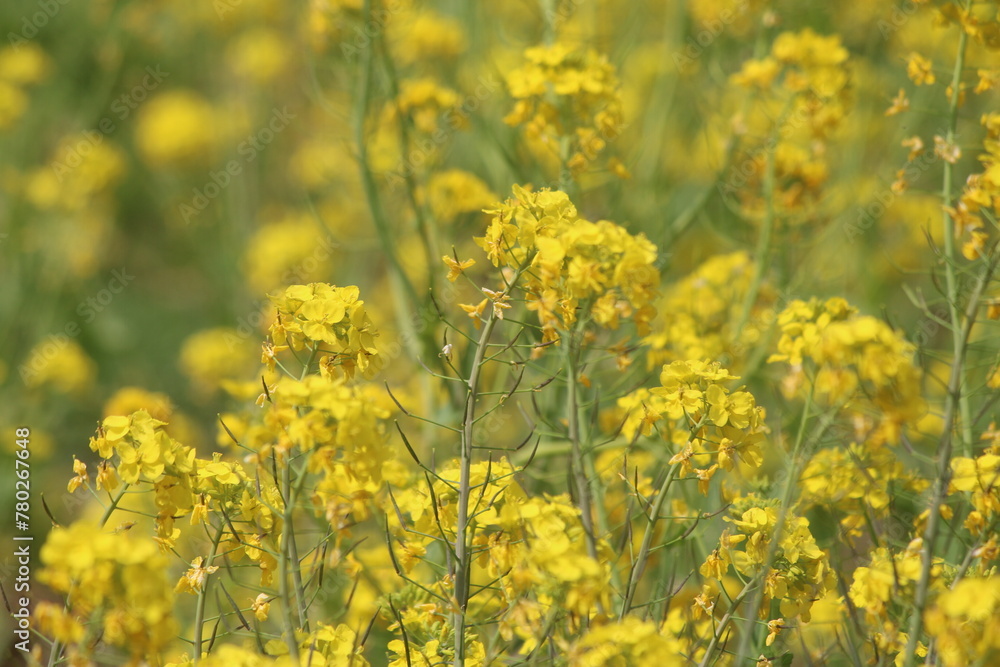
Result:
[3, 1, 1000, 665]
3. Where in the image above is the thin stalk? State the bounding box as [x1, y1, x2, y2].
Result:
[619, 462, 681, 617]
[192, 521, 226, 665]
[282, 457, 309, 631]
[902, 251, 996, 666]
[735, 388, 827, 662]
[379, 38, 440, 296]
[735, 136, 777, 335]
[98, 484, 130, 528]
[453, 263, 530, 666]
[453, 312, 498, 666]
[697, 577, 758, 667]
[352, 0, 422, 357]
[565, 331, 600, 565]
[938, 5, 973, 458]
[278, 454, 302, 662]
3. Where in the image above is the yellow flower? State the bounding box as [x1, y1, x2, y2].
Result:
[442, 255, 476, 282]
[906, 52, 936, 86]
[267, 283, 383, 378]
[886, 88, 910, 116]
[482, 287, 512, 319]
[96, 460, 119, 492]
[21, 339, 96, 395]
[459, 299, 488, 328]
[175, 556, 220, 595]
[135, 90, 219, 166]
[67, 457, 87, 493]
[766, 618, 785, 646]
[251, 593, 271, 622]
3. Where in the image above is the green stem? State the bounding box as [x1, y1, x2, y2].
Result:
[902, 251, 996, 666]
[98, 484, 130, 528]
[277, 452, 303, 661]
[192, 520, 226, 665]
[735, 388, 828, 662]
[282, 456, 310, 633]
[453, 263, 530, 666]
[454, 312, 498, 667]
[938, 6, 973, 459]
[697, 577, 758, 667]
[619, 462, 680, 617]
[352, 0, 423, 361]
[565, 332, 600, 566]
[735, 136, 777, 336]
[379, 39, 440, 296]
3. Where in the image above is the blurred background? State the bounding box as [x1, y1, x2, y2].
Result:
[1, 0, 995, 622]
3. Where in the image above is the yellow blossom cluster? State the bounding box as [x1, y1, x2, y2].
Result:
[388, 9, 466, 65]
[950, 448, 1000, 537]
[0, 43, 49, 129]
[949, 113, 1000, 260]
[769, 297, 925, 445]
[474, 185, 658, 344]
[618, 360, 766, 484]
[384, 78, 463, 135]
[35, 521, 178, 665]
[274, 374, 391, 527]
[568, 616, 685, 667]
[135, 90, 222, 167]
[88, 410, 195, 486]
[22, 339, 96, 395]
[704, 497, 833, 622]
[798, 442, 928, 540]
[267, 282, 383, 378]
[426, 169, 497, 224]
[924, 577, 1000, 667]
[504, 43, 624, 174]
[728, 29, 852, 219]
[849, 541, 939, 662]
[644, 251, 772, 368]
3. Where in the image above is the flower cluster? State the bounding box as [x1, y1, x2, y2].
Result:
[618, 360, 766, 483]
[769, 297, 925, 445]
[0, 44, 50, 129]
[948, 112, 1000, 260]
[703, 496, 833, 622]
[267, 282, 383, 378]
[798, 442, 928, 540]
[504, 43, 624, 174]
[728, 29, 852, 219]
[568, 617, 685, 667]
[950, 446, 1000, 537]
[35, 521, 178, 665]
[644, 251, 773, 369]
[849, 541, 937, 661]
[474, 185, 658, 345]
[924, 577, 1000, 667]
